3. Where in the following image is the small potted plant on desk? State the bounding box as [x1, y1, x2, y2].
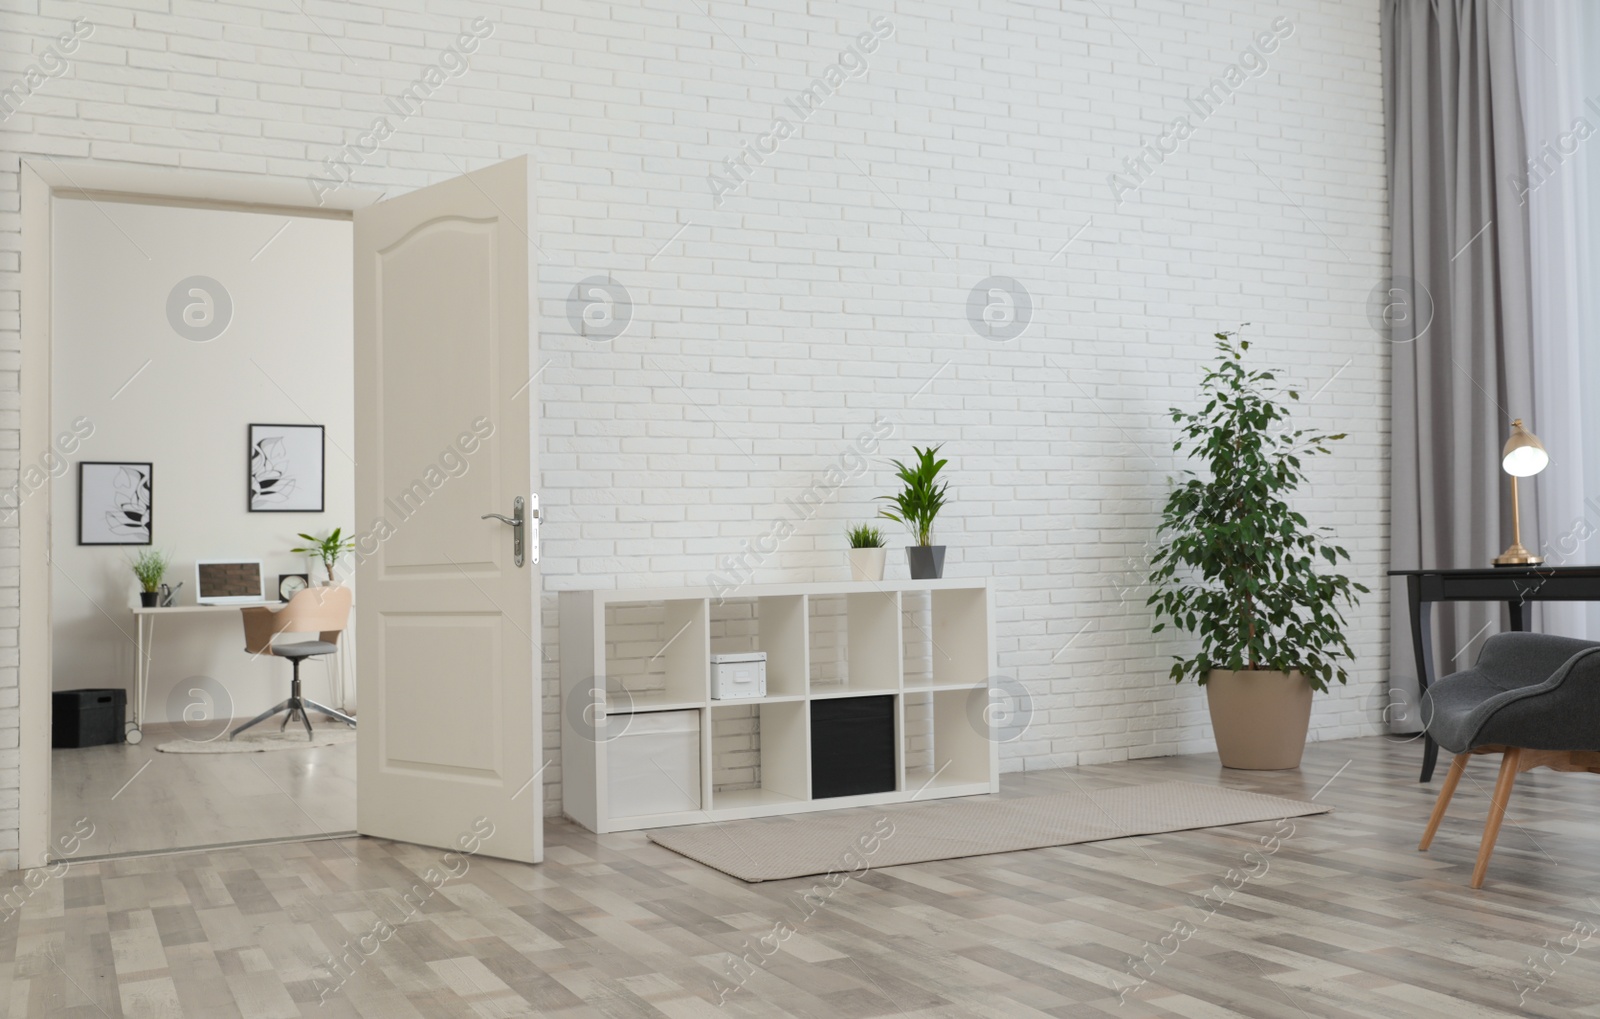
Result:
[1146, 330, 1366, 769]
[878, 444, 949, 580]
[846, 523, 887, 581]
[130, 549, 170, 608]
[291, 527, 355, 586]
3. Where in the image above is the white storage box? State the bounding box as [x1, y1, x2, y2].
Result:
[711, 652, 767, 700]
[607, 709, 701, 818]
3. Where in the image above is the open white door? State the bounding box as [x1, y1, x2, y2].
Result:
[353, 156, 541, 863]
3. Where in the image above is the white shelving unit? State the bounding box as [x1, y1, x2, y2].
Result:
[560, 579, 997, 834]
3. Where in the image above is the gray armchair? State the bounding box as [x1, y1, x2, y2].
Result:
[1418, 631, 1600, 888]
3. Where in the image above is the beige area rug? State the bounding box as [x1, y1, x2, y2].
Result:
[647, 781, 1329, 882]
[156, 727, 355, 754]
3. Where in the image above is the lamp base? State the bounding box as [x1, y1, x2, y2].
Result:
[1493, 542, 1545, 567]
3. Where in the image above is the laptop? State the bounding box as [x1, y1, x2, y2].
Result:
[195, 560, 266, 605]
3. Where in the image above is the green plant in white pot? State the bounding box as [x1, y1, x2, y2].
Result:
[291, 528, 355, 585]
[1146, 331, 1367, 769]
[846, 523, 887, 582]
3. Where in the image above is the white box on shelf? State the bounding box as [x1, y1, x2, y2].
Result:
[711, 652, 767, 700]
[606, 710, 701, 818]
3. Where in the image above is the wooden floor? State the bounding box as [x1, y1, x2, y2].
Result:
[10, 735, 1600, 1017]
[49, 722, 356, 858]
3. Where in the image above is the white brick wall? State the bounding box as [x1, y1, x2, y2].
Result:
[0, 0, 1389, 869]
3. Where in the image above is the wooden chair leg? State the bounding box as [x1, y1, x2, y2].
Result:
[1472, 748, 1522, 889]
[1420, 753, 1470, 851]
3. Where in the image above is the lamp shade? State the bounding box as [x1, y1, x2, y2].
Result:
[1501, 418, 1549, 477]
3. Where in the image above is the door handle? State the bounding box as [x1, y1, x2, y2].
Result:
[481, 496, 526, 567]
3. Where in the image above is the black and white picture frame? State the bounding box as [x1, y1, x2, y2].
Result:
[79, 462, 153, 545]
[248, 423, 325, 512]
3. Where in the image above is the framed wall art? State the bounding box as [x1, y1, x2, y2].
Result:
[79, 461, 153, 545]
[248, 423, 325, 512]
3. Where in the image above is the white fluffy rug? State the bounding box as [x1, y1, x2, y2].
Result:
[156, 727, 355, 754]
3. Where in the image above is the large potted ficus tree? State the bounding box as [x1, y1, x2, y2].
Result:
[1146, 331, 1367, 770]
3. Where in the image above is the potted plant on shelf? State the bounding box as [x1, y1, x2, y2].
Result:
[846, 523, 887, 582]
[1146, 331, 1367, 770]
[130, 549, 170, 608]
[878, 444, 949, 580]
[291, 528, 355, 586]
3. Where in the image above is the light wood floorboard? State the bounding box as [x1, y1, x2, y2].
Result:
[11, 735, 1600, 1017]
[49, 721, 356, 858]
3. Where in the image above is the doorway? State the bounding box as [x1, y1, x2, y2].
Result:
[19, 158, 544, 869]
[47, 194, 356, 858]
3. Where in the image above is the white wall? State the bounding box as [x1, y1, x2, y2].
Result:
[0, 0, 1389, 866]
[50, 198, 354, 726]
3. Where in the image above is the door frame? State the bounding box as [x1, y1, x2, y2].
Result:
[18, 158, 382, 866]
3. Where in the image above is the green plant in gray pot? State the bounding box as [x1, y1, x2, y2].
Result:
[878, 444, 949, 580]
[130, 548, 170, 608]
[846, 523, 887, 581]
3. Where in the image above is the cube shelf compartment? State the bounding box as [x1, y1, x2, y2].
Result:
[710, 700, 808, 811]
[902, 688, 993, 793]
[709, 594, 807, 698]
[560, 579, 996, 833]
[808, 592, 902, 696]
[600, 598, 708, 712]
[902, 586, 991, 691]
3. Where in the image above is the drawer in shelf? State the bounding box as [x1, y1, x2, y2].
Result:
[811, 694, 897, 799]
[606, 708, 702, 820]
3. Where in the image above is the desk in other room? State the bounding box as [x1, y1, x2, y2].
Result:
[129, 601, 352, 743]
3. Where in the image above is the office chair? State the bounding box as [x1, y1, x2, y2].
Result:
[229, 585, 357, 741]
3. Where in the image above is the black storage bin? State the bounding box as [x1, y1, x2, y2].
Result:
[810, 694, 896, 798]
[52, 688, 126, 748]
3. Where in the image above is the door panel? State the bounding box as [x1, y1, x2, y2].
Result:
[381, 614, 503, 774]
[354, 156, 540, 863]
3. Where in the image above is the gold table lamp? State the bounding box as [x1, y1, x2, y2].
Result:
[1493, 418, 1549, 567]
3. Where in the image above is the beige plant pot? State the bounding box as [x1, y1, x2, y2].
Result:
[847, 547, 887, 582]
[1203, 669, 1314, 770]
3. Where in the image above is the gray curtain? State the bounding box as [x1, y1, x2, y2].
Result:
[1384, 0, 1537, 730]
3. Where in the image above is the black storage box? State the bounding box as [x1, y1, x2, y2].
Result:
[810, 694, 896, 798]
[52, 688, 126, 748]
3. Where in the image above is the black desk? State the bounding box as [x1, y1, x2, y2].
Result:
[1390, 566, 1600, 782]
